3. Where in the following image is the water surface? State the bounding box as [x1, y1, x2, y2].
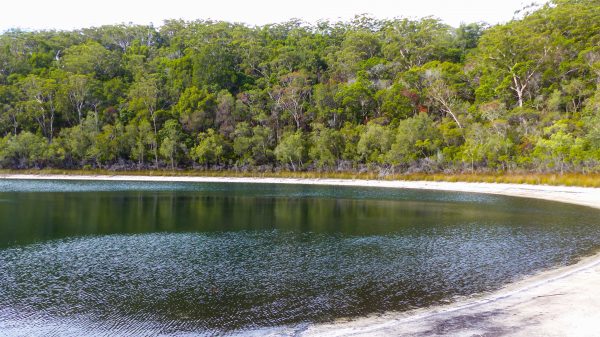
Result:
[0, 179, 599, 336]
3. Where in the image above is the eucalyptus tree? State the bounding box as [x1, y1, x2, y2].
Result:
[173, 86, 216, 133]
[308, 123, 344, 168]
[387, 113, 441, 165]
[381, 18, 454, 72]
[19, 74, 59, 141]
[274, 130, 306, 170]
[192, 129, 229, 166]
[269, 71, 312, 130]
[128, 76, 161, 167]
[159, 119, 186, 169]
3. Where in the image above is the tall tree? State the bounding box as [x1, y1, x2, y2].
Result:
[128, 76, 160, 167]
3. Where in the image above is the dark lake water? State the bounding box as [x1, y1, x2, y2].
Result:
[0, 179, 599, 336]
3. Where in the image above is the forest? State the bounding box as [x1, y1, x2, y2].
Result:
[0, 0, 599, 173]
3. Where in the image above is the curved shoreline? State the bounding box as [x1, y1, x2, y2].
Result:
[2, 173, 600, 210]
[2, 174, 600, 336]
[303, 251, 600, 337]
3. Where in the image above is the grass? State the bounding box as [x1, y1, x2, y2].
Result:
[1, 169, 600, 187]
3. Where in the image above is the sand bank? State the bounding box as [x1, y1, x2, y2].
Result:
[2, 174, 600, 336]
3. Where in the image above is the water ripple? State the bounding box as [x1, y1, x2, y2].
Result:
[0, 181, 599, 335]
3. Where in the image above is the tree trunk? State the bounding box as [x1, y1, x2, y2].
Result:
[152, 114, 159, 169]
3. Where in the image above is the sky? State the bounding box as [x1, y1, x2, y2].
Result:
[0, 0, 544, 32]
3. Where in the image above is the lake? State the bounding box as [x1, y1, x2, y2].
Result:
[0, 179, 599, 336]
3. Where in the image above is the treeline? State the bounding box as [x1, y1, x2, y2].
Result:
[1, 0, 600, 173]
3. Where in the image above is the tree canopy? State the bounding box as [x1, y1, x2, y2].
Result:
[1, 0, 600, 173]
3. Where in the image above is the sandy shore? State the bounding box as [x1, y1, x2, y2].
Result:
[2, 174, 600, 336]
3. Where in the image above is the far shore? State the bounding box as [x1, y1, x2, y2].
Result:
[2, 173, 600, 336]
[2, 173, 600, 210]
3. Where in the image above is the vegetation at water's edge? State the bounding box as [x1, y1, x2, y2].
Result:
[4, 169, 600, 187]
[1, 0, 600, 175]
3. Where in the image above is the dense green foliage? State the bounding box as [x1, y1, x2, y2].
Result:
[1, 0, 600, 172]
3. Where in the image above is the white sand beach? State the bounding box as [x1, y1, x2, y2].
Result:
[2, 174, 600, 336]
